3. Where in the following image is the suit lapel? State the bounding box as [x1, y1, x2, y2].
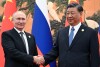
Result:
[11, 29, 27, 53]
[25, 32, 31, 54]
[63, 26, 70, 49]
[69, 24, 85, 49]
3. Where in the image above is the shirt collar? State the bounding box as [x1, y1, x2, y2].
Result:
[70, 22, 81, 31]
[14, 27, 25, 34]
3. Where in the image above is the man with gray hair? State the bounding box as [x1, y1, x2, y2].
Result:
[2, 11, 39, 67]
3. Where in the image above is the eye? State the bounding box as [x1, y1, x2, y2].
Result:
[16, 18, 25, 20]
[16, 18, 21, 20]
[71, 12, 75, 15]
[22, 18, 25, 20]
[66, 12, 69, 15]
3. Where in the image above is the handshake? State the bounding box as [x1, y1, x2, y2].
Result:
[33, 55, 45, 65]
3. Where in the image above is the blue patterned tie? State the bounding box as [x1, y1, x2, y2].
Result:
[69, 27, 75, 46]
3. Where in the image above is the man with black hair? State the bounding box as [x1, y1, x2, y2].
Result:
[35, 3, 99, 67]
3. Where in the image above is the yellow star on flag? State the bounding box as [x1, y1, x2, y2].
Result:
[9, 16, 12, 21]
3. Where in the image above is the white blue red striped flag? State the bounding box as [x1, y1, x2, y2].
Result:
[32, 0, 56, 67]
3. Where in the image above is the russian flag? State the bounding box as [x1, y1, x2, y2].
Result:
[32, 0, 56, 67]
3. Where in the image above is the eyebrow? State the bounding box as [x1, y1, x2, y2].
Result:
[16, 17, 26, 20]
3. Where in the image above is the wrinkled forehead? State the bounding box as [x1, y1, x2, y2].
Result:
[12, 11, 26, 19]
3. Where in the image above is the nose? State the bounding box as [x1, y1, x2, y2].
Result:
[17, 18, 25, 23]
[67, 14, 72, 17]
[19, 19, 23, 23]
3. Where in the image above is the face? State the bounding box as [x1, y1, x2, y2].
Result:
[66, 7, 82, 26]
[12, 12, 26, 31]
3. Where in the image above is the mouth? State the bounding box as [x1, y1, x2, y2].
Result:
[68, 19, 73, 22]
[68, 18, 73, 20]
[18, 23, 24, 25]
[67, 17, 73, 20]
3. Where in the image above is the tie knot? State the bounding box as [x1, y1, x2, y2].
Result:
[19, 32, 24, 35]
[71, 27, 75, 31]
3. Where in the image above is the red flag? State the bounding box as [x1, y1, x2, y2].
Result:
[98, 33, 100, 45]
[65, 0, 80, 27]
[0, 0, 16, 67]
[68, 0, 79, 4]
[1, 0, 16, 32]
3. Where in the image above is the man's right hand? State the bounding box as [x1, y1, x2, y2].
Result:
[33, 55, 45, 65]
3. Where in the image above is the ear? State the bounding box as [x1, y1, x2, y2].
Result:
[80, 12, 83, 16]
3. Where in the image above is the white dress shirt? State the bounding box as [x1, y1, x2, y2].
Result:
[14, 27, 29, 54]
[69, 22, 81, 39]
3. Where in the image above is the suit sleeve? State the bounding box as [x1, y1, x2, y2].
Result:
[43, 31, 60, 66]
[2, 32, 34, 65]
[31, 34, 38, 56]
[90, 30, 99, 67]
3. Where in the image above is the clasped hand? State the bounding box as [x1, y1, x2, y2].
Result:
[33, 55, 45, 65]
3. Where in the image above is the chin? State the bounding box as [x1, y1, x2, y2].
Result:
[69, 22, 73, 24]
[18, 26, 24, 28]
[17, 27, 24, 31]
[69, 23, 74, 26]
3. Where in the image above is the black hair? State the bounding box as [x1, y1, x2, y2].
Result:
[67, 3, 83, 12]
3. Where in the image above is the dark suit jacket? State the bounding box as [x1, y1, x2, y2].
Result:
[44, 24, 99, 67]
[2, 28, 39, 67]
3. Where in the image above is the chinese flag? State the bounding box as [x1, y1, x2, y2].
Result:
[68, 0, 79, 4]
[0, 0, 16, 67]
[65, 0, 80, 27]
